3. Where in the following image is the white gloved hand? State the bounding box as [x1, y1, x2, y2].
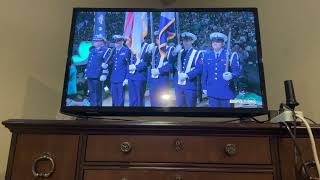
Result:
[129, 64, 136, 71]
[147, 43, 155, 54]
[179, 72, 188, 80]
[104, 86, 109, 92]
[101, 62, 108, 69]
[100, 75, 107, 81]
[122, 79, 128, 86]
[223, 72, 233, 81]
[173, 44, 182, 55]
[151, 68, 160, 76]
[202, 90, 207, 96]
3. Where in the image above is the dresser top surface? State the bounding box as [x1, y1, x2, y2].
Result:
[3, 119, 319, 136]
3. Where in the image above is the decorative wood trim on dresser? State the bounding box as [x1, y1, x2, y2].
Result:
[2, 119, 320, 180]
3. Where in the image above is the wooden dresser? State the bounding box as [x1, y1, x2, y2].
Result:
[2, 119, 320, 180]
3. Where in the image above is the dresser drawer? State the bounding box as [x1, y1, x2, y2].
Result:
[84, 169, 273, 180]
[9, 134, 79, 180]
[86, 135, 271, 164]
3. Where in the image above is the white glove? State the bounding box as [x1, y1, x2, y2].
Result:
[151, 68, 160, 76]
[101, 62, 108, 69]
[179, 72, 188, 81]
[223, 72, 233, 81]
[104, 86, 109, 92]
[100, 75, 107, 81]
[173, 44, 182, 54]
[122, 79, 128, 86]
[147, 43, 155, 54]
[129, 64, 136, 71]
[202, 90, 207, 96]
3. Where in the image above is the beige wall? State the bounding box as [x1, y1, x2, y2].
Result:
[0, 0, 319, 179]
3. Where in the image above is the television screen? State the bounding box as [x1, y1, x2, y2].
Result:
[61, 8, 268, 117]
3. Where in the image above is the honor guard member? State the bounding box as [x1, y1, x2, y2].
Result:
[105, 35, 131, 106]
[127, 38, 151, 107]
[100, 40, 113, 100]
[173, 32, 203, 107]
[148, 30, 174, 107]
[202, 32, 240, 107]
[85, 34, 110, 106]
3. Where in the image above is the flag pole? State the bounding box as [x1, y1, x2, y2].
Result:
[225, 27, 232, 73]
[150, 12, 156, 69]
[175, 12, 180, 44]
[150, 12, 154, 44]
[175, 12, 182, 72]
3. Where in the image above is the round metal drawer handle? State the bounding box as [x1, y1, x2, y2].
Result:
[120, 142, 132, 153]
[121, 177, 128, 180]
[225, 143, 237, 156]
[32, 152, 55, 178]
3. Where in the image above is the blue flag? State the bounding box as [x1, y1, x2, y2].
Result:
[94, 12, 106, 38]
[159, 12, 176, 57]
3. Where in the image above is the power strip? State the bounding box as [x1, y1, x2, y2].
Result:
[270, 110, 303, 123]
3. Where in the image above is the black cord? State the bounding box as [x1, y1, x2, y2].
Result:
[281, 103, 300, 178]
[250, 117, 271, 123]
[304, 116, 318, 125]
[282, 121, 312, 178]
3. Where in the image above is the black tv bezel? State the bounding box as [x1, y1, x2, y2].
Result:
[60, 7, 268, 118]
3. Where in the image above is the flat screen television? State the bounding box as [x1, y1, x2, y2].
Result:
[60, 8, 268, 117]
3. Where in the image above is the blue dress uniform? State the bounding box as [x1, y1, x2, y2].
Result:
[127, 42, 151, 107]
[85, 41, 110, 106]
[149, 46, 174, 107]
[202, 49, 240, 107]
[174, 47, 203, 107]
[109, 46, 131, 106]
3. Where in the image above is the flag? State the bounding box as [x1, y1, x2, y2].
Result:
[94, 12, 106, 38]
[123, 12, 134, 47]
[159, 12, 176, 57]
[123, 12, 148, 59]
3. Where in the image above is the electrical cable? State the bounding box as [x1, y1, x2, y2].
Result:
[281, 103, 300, 176]
[282, 121, 312, 178]
[304, 116, 318, 125]
[250, 116, 271, 123]
[296, 114, 320, 178]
